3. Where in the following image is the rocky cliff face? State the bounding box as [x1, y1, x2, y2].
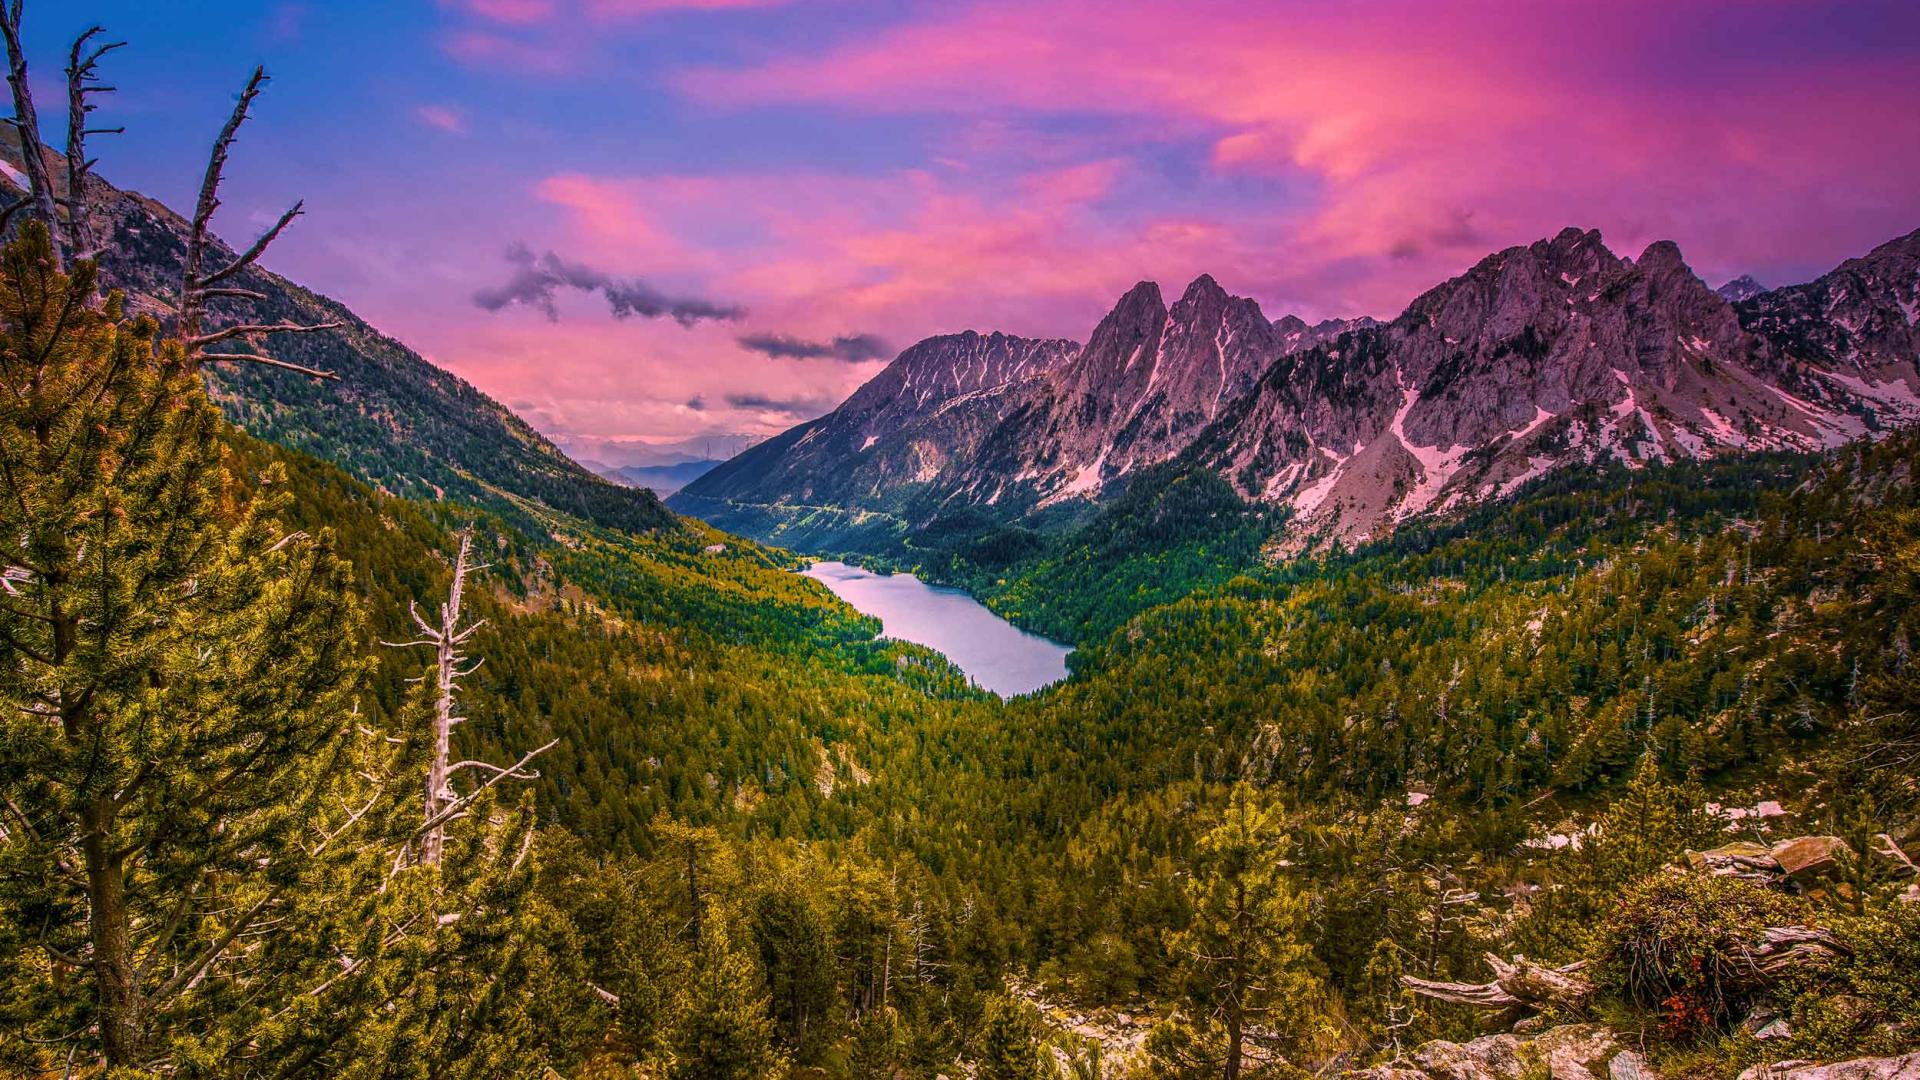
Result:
[1193, 227, 1919, 547]
[675, 226, 1920, 552]
[677, 330, 1077, 512]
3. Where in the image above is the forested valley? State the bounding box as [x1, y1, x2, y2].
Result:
[2, 9, 1918, 1080]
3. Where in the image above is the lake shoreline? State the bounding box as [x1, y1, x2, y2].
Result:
[798, 560, 1073, 698]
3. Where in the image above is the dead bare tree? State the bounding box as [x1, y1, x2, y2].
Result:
[176, 65, 342, 380]
[0, 1, 60, 246]
[63, 26, 123, 262]
[385, 530, 555, 866]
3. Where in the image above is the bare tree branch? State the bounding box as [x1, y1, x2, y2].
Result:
[180, 65, 267, 340]
[169, 66, 341, 381]
[187, 319, 342, 349]
[63, 24, 124, 261]
[196, 352, 339, 381]
[198, 200, 300, 288]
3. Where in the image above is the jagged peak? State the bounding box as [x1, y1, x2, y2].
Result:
[1636, 239, 1690, 274]
[1112, 279, 1165, 312]
[1717, 274, 1767, 302]
[1180, 273, 1226, 303]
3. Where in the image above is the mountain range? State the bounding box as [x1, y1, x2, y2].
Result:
[673, 225, 1920, 549]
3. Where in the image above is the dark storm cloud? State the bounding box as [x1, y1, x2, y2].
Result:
[724, 391, 838, 416]
[473, 244, 744, 327]
[735, 331, 894, 362]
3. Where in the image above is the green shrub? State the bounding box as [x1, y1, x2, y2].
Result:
[1595, 869, 1813, 1037]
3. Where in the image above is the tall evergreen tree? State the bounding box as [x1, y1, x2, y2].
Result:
[1164, 783, 1329, 1080]
[0, 224, 383, 1070]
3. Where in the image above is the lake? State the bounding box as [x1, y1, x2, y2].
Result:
[801, 561, 1073, 697]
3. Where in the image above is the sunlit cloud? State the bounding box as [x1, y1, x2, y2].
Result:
[414, 104, 468, 134]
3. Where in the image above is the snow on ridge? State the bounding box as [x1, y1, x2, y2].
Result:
[1038, 449, 1109, 507]
[1291, 448, 1348, 514]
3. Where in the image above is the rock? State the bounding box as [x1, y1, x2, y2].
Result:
[1410, 1034, 1524, 1080]
[1358, 1025, 1641, 1080]
[1753, 1018, 1792, 1041]
[702, 543, 726, 554]
[1736, 1053, 1920, 1080]
[1770, 836, 1854, 884]
[1531, 1025, 1626, 1080]
[1688, 842, 1784, 883]
[1609, 1050, 1656, 1080]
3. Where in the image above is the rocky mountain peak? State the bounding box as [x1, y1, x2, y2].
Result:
[1717, 274, 1767, 302]
[677, 223, 1920, 558]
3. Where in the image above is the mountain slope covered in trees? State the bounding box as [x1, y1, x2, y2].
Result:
[0, 144, 673, 536]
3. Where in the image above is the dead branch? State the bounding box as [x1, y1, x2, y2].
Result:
[188, 319, 343, 349]
[1400, 974, 1518, 1009]
[174, 65, 339, 380]
[197, 352, 339, 381]
[1740, 925, 1849, 983]
[415, 740, 559, 842]
[62, 25, 124, 261]
[1402, 953, 1594, 1012]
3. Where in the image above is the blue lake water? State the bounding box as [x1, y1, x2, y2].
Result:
[801, 561, 1073, 697]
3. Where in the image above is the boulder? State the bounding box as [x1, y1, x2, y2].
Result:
[1689, 842, 1784, 883]
[1736, 1053, 1920, 1080]
[1770, 836, 1853, 884]
[1409, 1034, 1525, 1080]
[1609, 1050, 1655, 1080]
[1355, 1025, 1656, 1080]
[1531, 1025, 1626, 1080]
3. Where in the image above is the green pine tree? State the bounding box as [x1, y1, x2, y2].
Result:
[670, 909, 781, 1080]
[1166, 783, 1330, 1080]
[0, 224, 386, 1070]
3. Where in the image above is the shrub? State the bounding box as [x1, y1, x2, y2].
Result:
[1595, 869, 1813, 1037]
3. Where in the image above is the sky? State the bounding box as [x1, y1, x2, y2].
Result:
[29, 0, 1920, 454]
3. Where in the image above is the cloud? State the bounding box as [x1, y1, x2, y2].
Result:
[674, 0, 1920, 316]
[414, 104, 468, 135]
[473, 244, 744, 326]
[724, 391, 839, 416]
[452, 0, 559, 22]
[735, 331, 894, 362]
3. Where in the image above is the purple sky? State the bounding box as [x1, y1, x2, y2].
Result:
[36, 0, 1920, 452]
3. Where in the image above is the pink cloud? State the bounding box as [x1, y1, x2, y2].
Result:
[678, 0, 1920, 313]
[414, 104, 468, 134]
[457, 0, 558, 23]
[404, 0, 1919, 446]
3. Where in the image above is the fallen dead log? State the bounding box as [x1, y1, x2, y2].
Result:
[1402, 953, 1594, 1011]
[1740, 925, 1849, 983]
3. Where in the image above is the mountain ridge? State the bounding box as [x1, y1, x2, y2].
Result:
[674, 225, 1920, 550]
[0, 146, 675, 536]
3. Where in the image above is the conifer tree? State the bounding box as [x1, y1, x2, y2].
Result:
[669, 909, 781, 1080]
[0, 223, 386, 1070]
[1165, 783, 1329, 1080]
[975, 994, 1051, 1080]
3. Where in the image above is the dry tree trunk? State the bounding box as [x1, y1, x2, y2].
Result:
[0, 1, 63, 249]
[1402, 953, 1595, 1012]
[62, 26, 124, 263]
[384, 530, 555, 867]
[176, 65, 341, 380]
